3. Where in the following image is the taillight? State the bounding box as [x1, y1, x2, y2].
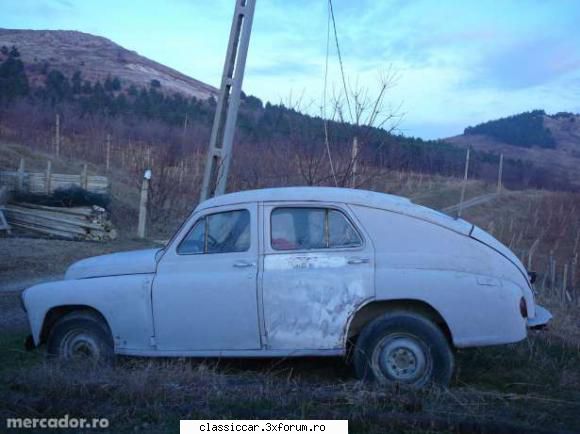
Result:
[519, 297, 528, 318]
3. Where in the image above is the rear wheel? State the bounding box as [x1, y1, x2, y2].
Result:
[47, 311, 114, 363]
[353, 312, 454, 388]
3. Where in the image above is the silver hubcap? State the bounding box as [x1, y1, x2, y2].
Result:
[374, 334, 429, 383]
[61, 330, 100, 360]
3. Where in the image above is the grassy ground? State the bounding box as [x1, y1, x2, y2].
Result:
[1, 327, 579, 433]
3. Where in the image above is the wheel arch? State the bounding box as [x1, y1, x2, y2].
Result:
[345, 299, 454, 346]
[39, 305, 111, 345]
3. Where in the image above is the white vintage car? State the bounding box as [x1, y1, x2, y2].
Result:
[21, 187, 551, 387]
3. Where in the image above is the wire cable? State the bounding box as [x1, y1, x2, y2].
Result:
[328, 0, 353, 123]
[323, 1, 338, 186]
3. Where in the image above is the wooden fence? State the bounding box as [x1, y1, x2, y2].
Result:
[0, 159, 109, 195]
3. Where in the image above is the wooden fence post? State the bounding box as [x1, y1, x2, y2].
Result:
[549, 252, 556, 293]
[178, 161, 184, 186]
[17, 158, 25, 192]
[106, 134, 111, 172]
[55, 113, 61, 158]
[457, 147, 471, 218]
[351, 136, 359, 188]
[137, 170, 151, 239]
[572, 253, 578, 305]
[81, 164, 88, 190]
[562, 264, 569, 306]
[497, 153, 503, 194]
[527, 238, 540, 270]
[46, 160, 52, 195]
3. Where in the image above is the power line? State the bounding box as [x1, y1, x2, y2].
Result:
[323, 0, 338, 187]
[328, 0, 353, 123]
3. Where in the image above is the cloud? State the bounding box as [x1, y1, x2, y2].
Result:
[4, 0, 76, 18]
[249, 61, 319, 77]
[54, 0, 74, 8]
[471, 38, 580, 90]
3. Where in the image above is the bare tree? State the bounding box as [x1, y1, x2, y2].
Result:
[327, 67, 403, 188]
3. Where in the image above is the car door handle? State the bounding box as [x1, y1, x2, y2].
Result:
[347, 257, 370, 265]
[233, 260, 254, 268]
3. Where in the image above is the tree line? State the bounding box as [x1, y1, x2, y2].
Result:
[464, 110, 557, 149]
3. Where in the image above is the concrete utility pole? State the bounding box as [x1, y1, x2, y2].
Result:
[457, 147, 471, 218]
[200, 0, 257, 201]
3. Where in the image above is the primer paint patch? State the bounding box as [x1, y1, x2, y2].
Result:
[263, 253, 372, 349]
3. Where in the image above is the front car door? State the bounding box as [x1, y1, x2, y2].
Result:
[261, 203, 375, 351]
[152, 203, 261, 351]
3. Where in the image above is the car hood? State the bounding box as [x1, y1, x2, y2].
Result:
[65, 248, 161, 280]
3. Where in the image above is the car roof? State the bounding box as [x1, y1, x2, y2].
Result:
[198, 187, 409, 209]
[196, 187, 473, 235]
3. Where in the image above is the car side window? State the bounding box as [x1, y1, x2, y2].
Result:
[328, 209, 362, 248]
[178, 209, 250, 254]
[178, 218, 205, 254]
[271, 207, 361, 251]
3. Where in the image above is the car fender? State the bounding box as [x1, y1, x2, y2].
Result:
[373, 268, 527, 347]
[22, 274, 155, 350]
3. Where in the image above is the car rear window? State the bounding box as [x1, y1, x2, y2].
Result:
[271, 207, 361, 251]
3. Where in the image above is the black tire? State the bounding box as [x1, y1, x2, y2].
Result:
[353, 312, 454, 388]
[46, 311, 114, 364]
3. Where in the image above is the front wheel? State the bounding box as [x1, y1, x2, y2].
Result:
[353, 312, 454, 388]
[47, 311, 114, 363]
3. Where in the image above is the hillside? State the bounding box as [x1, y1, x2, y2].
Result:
[0, 28, 217, 100]
[0, 28, 576, 193]
[447, 111, 580, 189]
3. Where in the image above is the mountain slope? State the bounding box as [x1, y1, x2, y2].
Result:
[0, 28, 217, 100]
[446, 111, 580, 189]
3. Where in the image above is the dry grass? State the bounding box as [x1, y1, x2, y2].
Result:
[1, 331, 579, 434]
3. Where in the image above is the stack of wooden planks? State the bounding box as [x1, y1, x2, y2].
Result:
[4, 203, 117, 241]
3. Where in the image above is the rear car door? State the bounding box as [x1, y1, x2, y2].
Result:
[261, 203, 375, 350]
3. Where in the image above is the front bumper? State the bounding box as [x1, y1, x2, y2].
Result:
[527, 305, 552, 329]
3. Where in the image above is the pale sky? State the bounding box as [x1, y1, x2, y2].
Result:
[3, 0, 580, 139]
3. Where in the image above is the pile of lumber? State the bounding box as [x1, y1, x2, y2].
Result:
[4, 203, 117, 241]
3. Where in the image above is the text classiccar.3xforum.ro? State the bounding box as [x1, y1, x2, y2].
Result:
[180, 420, 349, 433]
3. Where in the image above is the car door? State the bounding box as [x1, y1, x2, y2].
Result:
[261, 203, 374, 350]
[152, 203, 261, 351]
